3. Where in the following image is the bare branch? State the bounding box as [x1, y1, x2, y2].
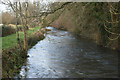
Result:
[110, 9, 120, 15]
[105, 20, 119, 24]
[107, 35, 120, 41]
[104, 23, 120, 35]
[46, 2, 72, 15]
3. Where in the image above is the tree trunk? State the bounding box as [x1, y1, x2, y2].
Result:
[16, 22, 19, 42]
[118, 1, 120, 78]
[24, 2, 28, 52]
[23, 23, 28, 52]
[118, 2, 120, 50]
[15, 2, 20, 44]
[19, 2, 28, 52]
[21, 17, 28, 52]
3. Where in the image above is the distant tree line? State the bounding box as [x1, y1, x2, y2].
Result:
[2, 12, 21, 25]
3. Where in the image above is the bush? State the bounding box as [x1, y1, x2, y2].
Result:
[2, 25, 16, 37]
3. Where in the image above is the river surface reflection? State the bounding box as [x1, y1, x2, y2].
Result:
[19, 27, 118, 78]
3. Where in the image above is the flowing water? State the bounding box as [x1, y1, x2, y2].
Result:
[19, 27, 118, 78]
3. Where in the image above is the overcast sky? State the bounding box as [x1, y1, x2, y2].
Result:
[0, 0, 120, 13]
[0, 0, 55, 13]
[0, 2, 7, 12]
[0, 0, 36, 12]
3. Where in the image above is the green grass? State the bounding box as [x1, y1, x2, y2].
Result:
[2, 26, 41, 49]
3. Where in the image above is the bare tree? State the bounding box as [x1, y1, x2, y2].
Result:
[2, 0, 20, 44]
[15, 2, 20, 44]
[2, 0, 29, 51]
[19, 2, 28, 51]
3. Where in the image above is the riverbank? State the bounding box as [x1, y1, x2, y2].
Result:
[2, 26, 47, 78]
[45, 3, 120, 51]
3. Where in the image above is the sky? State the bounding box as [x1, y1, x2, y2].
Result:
[0, 0, 54, 13]
[0, 2, 7, 12]
[0, 0, 120, 13]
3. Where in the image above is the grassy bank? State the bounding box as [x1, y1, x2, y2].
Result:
[2, 26, 45, 78]
[2, 26, 41, 50]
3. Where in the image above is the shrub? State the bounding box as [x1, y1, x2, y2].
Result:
[2, 25, 16, 37]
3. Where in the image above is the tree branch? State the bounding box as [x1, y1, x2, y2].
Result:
[104, 23, 120, 35]
[107, 35, 120, 41]
[46, 2, 72, 15]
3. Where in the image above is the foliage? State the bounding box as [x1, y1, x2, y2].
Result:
[2, 47, 27, 78]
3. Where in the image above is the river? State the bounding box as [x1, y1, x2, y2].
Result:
[19, 27, 118, 78]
